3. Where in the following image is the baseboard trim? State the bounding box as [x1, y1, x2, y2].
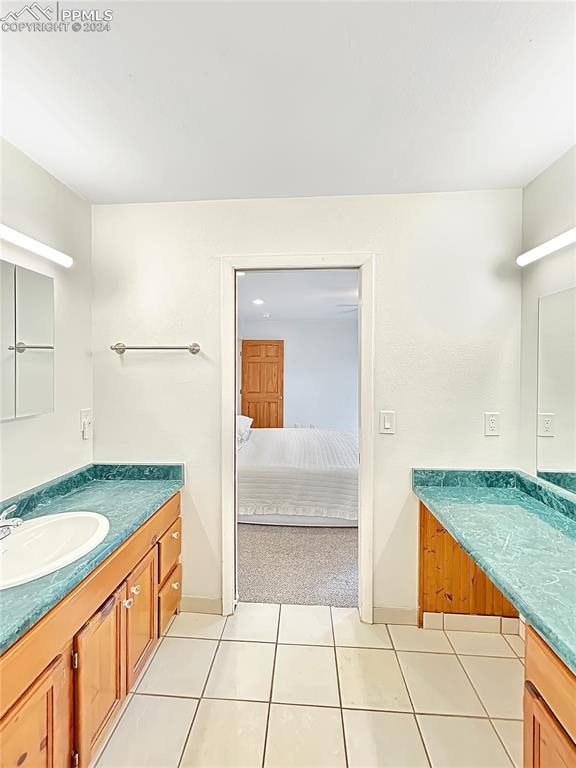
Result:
[423, 611, 519, 634]
[373, 606, 418, 625]
[181, 595, 223, 615]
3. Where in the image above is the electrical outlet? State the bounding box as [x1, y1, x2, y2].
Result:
[538, 413, 555, 437]
[80, 409, 93, 440]
[484, 412, 501, 436]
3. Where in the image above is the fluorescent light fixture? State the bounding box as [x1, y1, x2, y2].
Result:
[0, 224, 73, 268]
[253, 298, 264, 305]
[516, 226, 576, 267]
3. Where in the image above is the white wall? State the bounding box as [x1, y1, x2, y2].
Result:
[92, 190, 522, 612]
[239, 317, 358, 431]
[519, 146, 576, 472]
[0, 140, 93, 499]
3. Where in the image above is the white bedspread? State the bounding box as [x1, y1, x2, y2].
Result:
[237, 428, 358, 521]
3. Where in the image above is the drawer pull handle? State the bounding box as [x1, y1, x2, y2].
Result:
[171, 531, 180, 540]
[122, 598, 134, 609]
[171, 581, 180, 591]
[130, 585, 141, 596]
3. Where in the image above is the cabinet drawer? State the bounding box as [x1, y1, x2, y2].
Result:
[526, 627, 576, 742]
[158, 564, 182, 635]
[158, 517, 182, 586]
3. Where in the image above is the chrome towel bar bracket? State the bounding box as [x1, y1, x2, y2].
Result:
[8, 342, 54, 353]
[110, 342, 201, 355]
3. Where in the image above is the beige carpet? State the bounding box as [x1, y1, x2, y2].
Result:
[238, 523, 358, 607]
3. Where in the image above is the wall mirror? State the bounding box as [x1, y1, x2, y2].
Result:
[537, 285, 576, 495]
[0, 258, 55, 421]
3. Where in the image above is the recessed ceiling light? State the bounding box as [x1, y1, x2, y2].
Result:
[253, 299, 264, 305]
[237, 271, 246, 276]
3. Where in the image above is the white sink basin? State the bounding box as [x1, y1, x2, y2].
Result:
[0, 512, 110, 590]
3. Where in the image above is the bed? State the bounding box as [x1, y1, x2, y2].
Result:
[236, 427, 358, 526]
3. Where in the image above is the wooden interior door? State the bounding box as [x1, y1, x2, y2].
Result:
[0, 651, 72, 768]
[241, 340, 284, 428]
[126, 548, 158, 691]
[74, 584, 127, 767]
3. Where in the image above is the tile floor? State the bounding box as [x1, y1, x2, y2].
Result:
[96, 603, 525, 768]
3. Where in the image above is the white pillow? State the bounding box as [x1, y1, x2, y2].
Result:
[236, 415, 253, 441]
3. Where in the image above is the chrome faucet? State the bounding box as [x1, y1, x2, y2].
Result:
[0, 504, 22, 541]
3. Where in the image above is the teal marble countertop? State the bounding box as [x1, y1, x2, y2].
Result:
[413, 469, 576, 675]
[0, 464, 184, 655]
[538, 471, 576, 495]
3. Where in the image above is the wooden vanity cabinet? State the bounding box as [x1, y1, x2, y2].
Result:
[0, 650, 72, 768]
[0, 492, 182, 768]
[418, 502, 518, 622]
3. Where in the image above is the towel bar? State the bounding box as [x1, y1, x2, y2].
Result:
[110, 342, 200, 355]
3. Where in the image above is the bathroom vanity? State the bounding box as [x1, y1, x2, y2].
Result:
[413, 469, 576, 768]
[0, 464, 184, 768]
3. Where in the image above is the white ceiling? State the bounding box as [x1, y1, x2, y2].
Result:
[1, 1, 574, 204]
[237, 269, 359, 323]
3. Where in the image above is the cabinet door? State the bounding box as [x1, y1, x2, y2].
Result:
[0, 652, 72, 768]
[126, 548, 159, 690]
[74, 584, 127, 767]
[524, 682, 576, 768]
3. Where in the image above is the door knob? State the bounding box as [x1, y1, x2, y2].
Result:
[122, 598, 134, 609]
[130, 585, 141, 596]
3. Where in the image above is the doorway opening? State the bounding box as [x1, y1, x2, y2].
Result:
[235, 268, 360, 608]
[221, 253, 374, 622]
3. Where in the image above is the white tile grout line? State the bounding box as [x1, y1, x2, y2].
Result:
[92, 693, 135, 767]
[489, 718, 522, 768]
[95, 628, 170, 766]
[175, 608, 229, 768]
[166, 630, 525, 659]
[503, 633, 525, 659]
[261, 604, 282, 768]
[444, 630, 518, 766]
[330, 606, 349, 768]
[131, 688, 524, 722]
[388, 624, 433, 768]
[131, 689, 523, 722]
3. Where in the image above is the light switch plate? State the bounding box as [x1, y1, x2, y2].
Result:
[484, 412, 501, 436]
[537, 413, 555, 437]
[80, 408, 93, 440]
[379, 410, 396, 434]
